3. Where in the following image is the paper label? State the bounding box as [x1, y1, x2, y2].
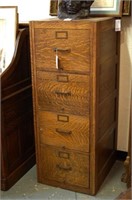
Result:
[56, 54, 59, 69]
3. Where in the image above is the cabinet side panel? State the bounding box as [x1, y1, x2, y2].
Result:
[96, 20, 118, 191]
[29, 22, 41, 181]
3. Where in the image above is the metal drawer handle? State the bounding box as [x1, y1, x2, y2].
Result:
[56, 128, 72, 135]
[56, 164, 72, 171]
[53, 48, 71, 53]
[55, 91, 71, 96]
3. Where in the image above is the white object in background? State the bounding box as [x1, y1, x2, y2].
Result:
[115, 19, 121, 31]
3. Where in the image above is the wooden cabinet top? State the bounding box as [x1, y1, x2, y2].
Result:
[29, 17, 115, 30]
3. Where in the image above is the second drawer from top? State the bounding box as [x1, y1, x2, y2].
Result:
[36, 71, 90, 116]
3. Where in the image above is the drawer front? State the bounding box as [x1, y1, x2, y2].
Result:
[34, 28, 92, 72]
[39, 145, 89, 188]
[39, 111, 89, 152]
[36, 71, 90, 116]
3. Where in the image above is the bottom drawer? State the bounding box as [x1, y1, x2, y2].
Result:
[39, 145, 89, 188]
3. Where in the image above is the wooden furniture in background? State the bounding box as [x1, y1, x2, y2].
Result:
[1, 26, 35, 191]
[29, 17, 120, 195]
[115, 187, 131, 199]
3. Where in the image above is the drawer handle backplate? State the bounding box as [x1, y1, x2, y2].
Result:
[56, 128, 72, 135]
[56, 164, 72, 171]
[55, 91, 71, 96]
[53, 48, 71, 53]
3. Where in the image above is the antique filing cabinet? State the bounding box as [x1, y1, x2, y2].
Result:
[29, 18, 119, 195]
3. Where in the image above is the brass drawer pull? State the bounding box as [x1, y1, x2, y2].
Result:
[55, 91, 71, 96]
[53, 48, 71, 53]
[56, 128, 72, 135]
[56, 164, 72, 171]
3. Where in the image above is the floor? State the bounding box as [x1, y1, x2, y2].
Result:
[1, 161, 127, 200]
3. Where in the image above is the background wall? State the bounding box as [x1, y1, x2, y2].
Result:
[117, 17, 132, 151]
[0, 0, 51, 22]
[0, 1, 131, 151]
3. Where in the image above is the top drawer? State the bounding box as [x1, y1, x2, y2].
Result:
[34, 29, 92, 73]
